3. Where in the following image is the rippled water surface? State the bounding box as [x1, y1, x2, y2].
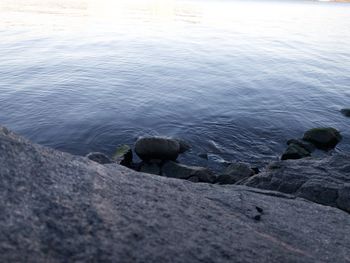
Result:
[1, 0, 350, 167]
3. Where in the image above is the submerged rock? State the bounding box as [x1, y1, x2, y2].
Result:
[286, 139, 315, 153]
[340, 108, 350, 117]
[216, 162, 255, 184]
[86, 152, 112, 164]
[303, 127, 342, 150]
[162, 161, 216, 183]
[281, 143, 311, 160]
[1, 126, 350, 262]
[113, 144, 133, 167]
[243, 154, 350, 213]
[135, 137, 180, 161]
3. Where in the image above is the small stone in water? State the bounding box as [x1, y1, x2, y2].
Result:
[340, 108, 350, 117]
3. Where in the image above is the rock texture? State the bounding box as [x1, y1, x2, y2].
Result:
[1, 126, 350, 262]
[243, 155, 350, 213]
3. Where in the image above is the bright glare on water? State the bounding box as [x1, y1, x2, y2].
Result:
[0, 0, 350, 168]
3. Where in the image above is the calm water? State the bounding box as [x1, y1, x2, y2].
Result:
[1, 0, 350, 168]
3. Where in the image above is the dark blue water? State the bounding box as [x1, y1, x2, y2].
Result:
[1, 0, 350, 168]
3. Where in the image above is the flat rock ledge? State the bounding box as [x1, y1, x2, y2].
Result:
[1, 126, 350, 263]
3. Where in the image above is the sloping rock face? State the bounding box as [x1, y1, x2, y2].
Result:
[0, 126, 350, 263]
[243, 155, 350, 213]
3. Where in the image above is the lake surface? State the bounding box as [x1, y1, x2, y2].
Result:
[1, 0, 350, 168]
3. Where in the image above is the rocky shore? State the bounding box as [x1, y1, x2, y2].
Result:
[1, 124, 350, 262]
[85, 125, 349, 213]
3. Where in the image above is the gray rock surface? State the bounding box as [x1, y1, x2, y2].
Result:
[135, 136, 180, 161]
[162, 161, 216, 183]
[303, 127, 342, 150]
[216, 162, 255, 184]
[243, 154, 350, 213]
[86, 152, 112, 164]
[1, 126, 350, 263]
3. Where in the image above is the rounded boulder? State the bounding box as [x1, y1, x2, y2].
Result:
[135, 137, 180, 161]
[303, 127, 342, 150]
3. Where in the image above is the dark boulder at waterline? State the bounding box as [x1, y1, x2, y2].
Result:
[135, 137, 180, 161]
[162, 161, 216, 183]
[86, 152, 112, 164]
[1, 125, 350, 262]
[341, 108, 350, 117]
[216, 162, 255, 184]
[303, 127, 342, 150]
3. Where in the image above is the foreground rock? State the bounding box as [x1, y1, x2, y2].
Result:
[216, 162, 255, 184]
[303, 127, 342, 150]
[243, 154, 350, 213]
[135, 137, 180, 161]
[1, 126, 350, 262]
